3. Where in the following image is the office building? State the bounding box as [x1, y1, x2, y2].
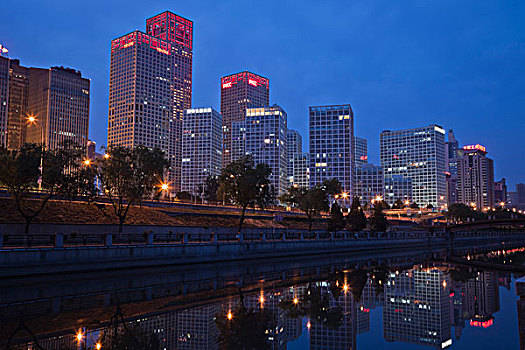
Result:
[292, 153, 309, 188]
[286, 129, 302, 186]
[26, 66, 90, 150]
[380, 125, 447, 208]
[108, 11, 193, 192]
[0, 57, 9, 147]
[355, 164, 384, 205]
[3, 58, 30, 150]
[309, 104, 354, 198]
[354, 136, 368, 166]
[457, 144, 494, 210]
[384, 176, 413, 205]
[518, 183, 525, 205]
[446, 129, 461, 205]
[181, 107, 222, 196]
[494, 178, 507, 205]
[244, 105, 287, 197]
[220, 71, 269, 165]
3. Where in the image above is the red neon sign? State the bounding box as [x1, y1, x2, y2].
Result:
[463, 144, 486, 152]
[146, 12, 193, 50]
[248, 79, 258, 86]
[111, 31, 171, 55]
[360, 155, 368, 161]
[221, 71, 269, 90]
[470, 319, 493, 328]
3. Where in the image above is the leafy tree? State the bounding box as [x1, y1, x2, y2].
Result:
[320, 178, 342, 197]
[327, 202, 346, 231]
[426, 203, 434, 210]
[392, 198, 404, 209]
[176, 191, 195, 201]
[0, 143, 95, 234]
[202, 175, 219, 202]
[280, 186, 329, 234]
[447, 203, 484, 221]
[370, 203, 389, 232]
[346, 196, 367, 231]
[410, 201, 420, 209]
[217, 156, 274, 234]
[97, 145, 169, 233]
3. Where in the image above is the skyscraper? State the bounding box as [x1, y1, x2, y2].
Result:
[309, 104, 354, 197]
[457, 144, 494, 210]
[220, 71, 269, 165]
[355, 164, 384, 205]
[286, 129, 303, 187]
[446, 129, 461, 205]
[181, 107, 222, 196]
[244, 105, 287, 197]
[292, 153, 309, 189]
[354, 136, 368, 166]
[494, 178, 507, 205]
[6, 59, 29, 150]
[0, 57, 9, 148]
[26, 66, 90, 150]
[108, 11, 193, 192]
[380, 125, 447, 208]
[517, 183, 525, 205]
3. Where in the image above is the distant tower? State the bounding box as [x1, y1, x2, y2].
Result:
[286, 129, 302, 187]
[457, 144, 494, 210]
[354, 136, 368, 166]
[220, 71, 269, 166]
[108, 11, 193, 192]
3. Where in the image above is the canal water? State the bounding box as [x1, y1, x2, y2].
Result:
[1, 242, 524, 349]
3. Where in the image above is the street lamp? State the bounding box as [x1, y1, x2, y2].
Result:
[27, 115, 45, 191]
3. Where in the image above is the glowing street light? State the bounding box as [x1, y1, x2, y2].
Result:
[227, 311, 233, 321]
[293, 297, 299, 305]
[27, 115, 45, 191]
[161, 183, 169, 191]
[103, 153, 110, 159]
[83, 159, 91, 166]
[95, 343, 102, 350]
[76, 329, 84, 342]
[342, 283, 349, 293]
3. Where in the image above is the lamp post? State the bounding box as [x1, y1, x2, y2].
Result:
[27, 115, 44, 191]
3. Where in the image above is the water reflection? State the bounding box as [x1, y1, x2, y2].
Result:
[3, 243, 525, 349]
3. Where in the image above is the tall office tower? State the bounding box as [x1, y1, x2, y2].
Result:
[354, 136, 368, 166]
[286, 129, 302, 186]
[181, 107, 222, 196]
[494, 178, 507, 205]
[380, 125, 447, 208]
[6, 59, 29, 150]
[108, 11, 193, 192]
[292, 153, 310, 188]
[384, 267, 452, 349]
[26, 67, 90, 150]
[355, 164, 384, 205]
[465, 271, 500, 327]
[244, 105, 287, 197]
[220, 71, 269, 165]
[446, 129, 461, 205]
[86, 140, 100, 159]
[457, 144, 494, 210]
[384, 176, 413, 204]
[517, 183, 525, 205]
[309, 104, 354, 198]
[0, 57, 9, 147]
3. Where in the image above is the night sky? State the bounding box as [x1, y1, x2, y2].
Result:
[1, 0, 524, 187]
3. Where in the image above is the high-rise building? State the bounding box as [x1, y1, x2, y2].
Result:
[355, 164, 384, 206]
[309, 104, 354, 197]
[87, 140, 101, 159]
[457, 144, 494, 210]
[181, 107, 222, 196]
[108, 11, 193, 192]
[286, 129, 302, 186]
[4, 58, 30, 150]
[354, 136, 368, 166]
[517, 183, 525, 205]
[384, 176, 413, 205]
[0, 57, 9, 148]
[380, 125, 447, 208]
[244, 105, 287, 197]
[494, 178, 507, 205]
[292, 153, 309, 189]
[446, 129, 461, 205]
[220, 71, 269, 166]
[26, 66, 90, 150]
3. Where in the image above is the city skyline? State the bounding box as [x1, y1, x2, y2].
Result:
[1, 1, 524, 187]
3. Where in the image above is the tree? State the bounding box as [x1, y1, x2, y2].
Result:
[280, 186, 329, 234]
[202, 175, 219, 202]
[0, 143, 95, 234]
[447, 203, 484, 222]
[320, 178, 342, 197]
[426, 203, 434, 210]
[410, 201, 420, 209]
[217, 156, 274, 234]
[392, 198, 404, 209]
[97, 145, 169, 233]
[346, 196, 367, 231]
[370, 203, 389, 232]
[327, 202, 346, 231]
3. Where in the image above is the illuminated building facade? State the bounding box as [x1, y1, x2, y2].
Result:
[108, 11, 193, 192]
[380, 125, 447, 208]
[220, 71, 269, 165]
[292, 153, 309, 189]
[0, 57, 9, 147]
[446, 129, 461, 205]
[309, 104, 354, 198]
[6, 59, 29, 150]
[26, 66, 90, 150]
[494, 178, 507, 205]
[384, 176, 413, 206]
[181, 107, 222, 196]
[384, 267, 452, 349]
[457, 145, 494, 210]
[244, 105, 288, 197]
[286, 129, 302, 186]
[355, 164, 384, 205]
[354, 136, 368, 166]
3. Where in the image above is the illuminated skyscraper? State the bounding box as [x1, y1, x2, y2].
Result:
[355, 164, 384, 205]
[220, 71, 269, 165]
[286, 129, 303, 187]
[6, 59, 29, 150]
[108, 11, 193, 192]
[380, 125, 447, 208]
[354, 136, 368, 166]
[181, 107, 222, 196]
[26, 66, 90, 150]
[457, 144, 494, 210]
[309, 104, 354, 198]
[0, 57, 9, 147]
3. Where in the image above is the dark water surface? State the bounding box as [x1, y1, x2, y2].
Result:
[1, 241, 525, 349]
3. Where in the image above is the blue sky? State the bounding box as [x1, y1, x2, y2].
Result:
[1, 0, 524, 187]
